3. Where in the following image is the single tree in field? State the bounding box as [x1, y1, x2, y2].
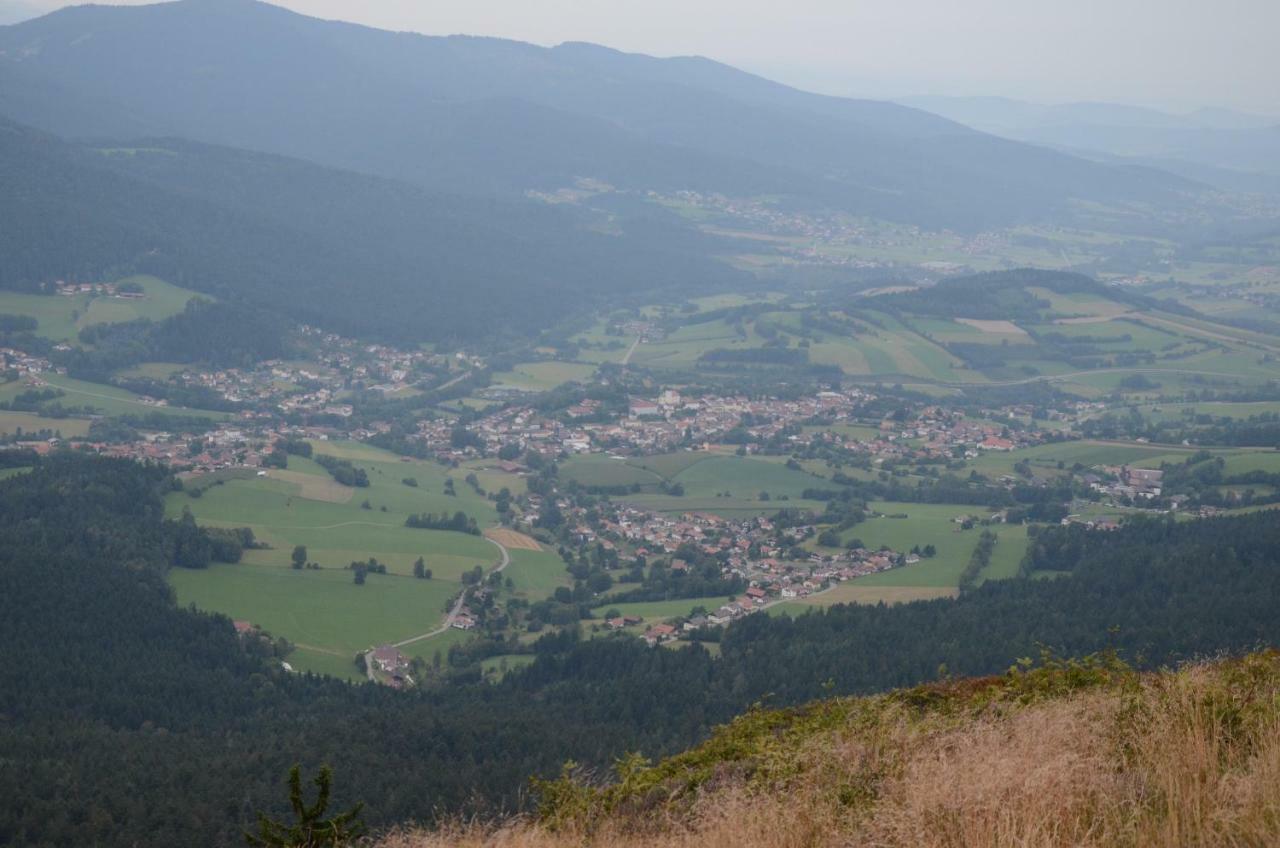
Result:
[245, 764, 363, 848]
[291, 545, 307, 570]
[413, 557, 426, 579]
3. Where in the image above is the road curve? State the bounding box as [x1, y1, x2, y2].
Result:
[363, 535, 512, 676]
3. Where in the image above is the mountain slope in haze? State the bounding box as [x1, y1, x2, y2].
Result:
[0, 0, 1204, 231]
[0, 116, 744, 342]
[901, 95, 1280, 184]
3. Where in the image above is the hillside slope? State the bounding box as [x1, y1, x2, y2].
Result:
[0, 117, 743, 342]
[0, 0, 1203, 231]
[384, 651, 1280, 848]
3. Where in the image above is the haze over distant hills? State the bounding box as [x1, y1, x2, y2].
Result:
[900, 95, 1280, 193]
[0, 0, 1213, 232]
[0, 115, 744, 341]
[0, 0, 41, 25]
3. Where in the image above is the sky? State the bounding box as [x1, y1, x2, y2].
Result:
[11, 0, 1280, 115]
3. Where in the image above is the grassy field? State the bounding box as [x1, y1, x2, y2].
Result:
[783, 584, 959, 609]
[963, 440, 1280, 484]
[38, 373, 228, 420]
[670, 454, 829, 499]
[830, 502, 1016, 588]
[169, 564, 455, 662]
[173, 476, 498, 579]
[965, 440, 1198, 478]
[166, 440, 526, 674]
[804, 311, 986, 383]
[1130, 401, 1280, 424]
[0, 276, 199, 342]
[563, 451, 832, 516]
[502, 546, 572, 597]
[490, 361, 597, 391]
[560, 454, 664, 488]
[591, 596, 736, 623]
[0, 410, 91, 438]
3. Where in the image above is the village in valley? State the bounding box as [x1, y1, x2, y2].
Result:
[4, 271, 1279, 685]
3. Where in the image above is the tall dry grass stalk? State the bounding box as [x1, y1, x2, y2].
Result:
[377, 654, 1280, 848]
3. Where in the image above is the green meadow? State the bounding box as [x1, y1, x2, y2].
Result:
[39, 373, 227, 420]
[590, 596, 737, 622]
[491, 361, 597, 391]
[963, 440, 1280, 482]
[166, 440, 532, 675]
[561, 450, 833, 517]
[503, 546, 574, 597]
[169, 564, 455, 671]
[829, 502, 1022, 589]
[0, 275, 200, 342]
[0, 410, 91, 438]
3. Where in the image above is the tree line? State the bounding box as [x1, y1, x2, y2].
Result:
[2, 452, 1279, 846]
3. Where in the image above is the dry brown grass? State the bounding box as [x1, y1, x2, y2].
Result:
[375, 653, 1280, 848]
[484, 528, 542, 552]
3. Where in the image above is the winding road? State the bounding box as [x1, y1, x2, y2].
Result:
[364, 535, 511, 681]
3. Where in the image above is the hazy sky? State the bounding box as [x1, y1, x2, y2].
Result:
[20, 0, 1280, 115]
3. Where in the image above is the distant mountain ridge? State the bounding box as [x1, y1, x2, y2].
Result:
[0, 0, 1206, 231]
[899, 95, 1280, 186]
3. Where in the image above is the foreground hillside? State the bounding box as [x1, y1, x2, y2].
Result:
[384, 651, 1280, 848]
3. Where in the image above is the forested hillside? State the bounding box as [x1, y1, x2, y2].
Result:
[0, 0, 1205, 231]
[2, 454, 1278, 846]
[0, 117, 743, 342]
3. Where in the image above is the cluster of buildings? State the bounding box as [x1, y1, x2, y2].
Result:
[796, 405, 1053, 468]
[0, 348, 56, 382]
[1089, 465, 1165, 501]
[526, 498, 931, 619]
[54, 281, 144, 299]
[412, 388, 872, 462]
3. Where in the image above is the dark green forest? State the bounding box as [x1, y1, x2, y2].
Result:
[1, 454, 1278, 847]
[0, 117, 744, 344]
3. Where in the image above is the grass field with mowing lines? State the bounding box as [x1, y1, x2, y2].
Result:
[169, 564, 456, 657]
[502, 547, 572, 597]
[625, 451, 719, 480]
[0, 411, 91, 438]
[559, 454, 664, 488]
